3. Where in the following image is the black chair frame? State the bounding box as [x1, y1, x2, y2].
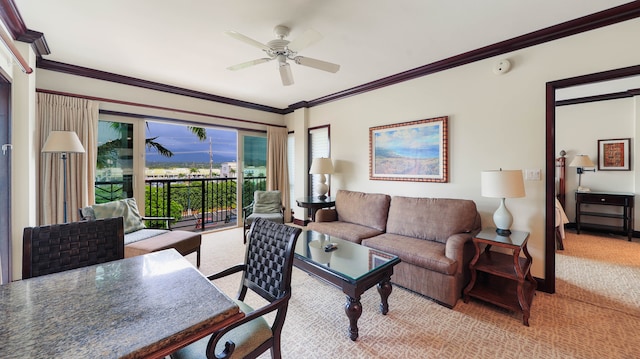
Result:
[23, 217, 125, 279]
[200, 218, 301, 359]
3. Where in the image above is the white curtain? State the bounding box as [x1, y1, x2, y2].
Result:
[267, 126, 291, 222]
[38, 93, 98, 224]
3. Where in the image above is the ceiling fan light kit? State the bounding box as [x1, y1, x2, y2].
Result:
[225, 25, 340, 86]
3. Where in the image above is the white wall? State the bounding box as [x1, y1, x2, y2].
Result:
[9, 17, 640, 281]
[556, 98, 637, 225]
[292, 17, 640, 279]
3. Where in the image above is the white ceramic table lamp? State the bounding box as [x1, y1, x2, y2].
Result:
[481, 169, 525, 235]
[309, 157, 334, 199]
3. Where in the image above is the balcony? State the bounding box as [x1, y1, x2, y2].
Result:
[94, 176, 267, 232]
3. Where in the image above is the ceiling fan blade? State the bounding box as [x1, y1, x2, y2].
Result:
[294, 56, 340, 73]
[279, 63, 294, 86]
[227, 58, 272, 71]
[287, 29, 323, 52]
[225, 30, 271, 51]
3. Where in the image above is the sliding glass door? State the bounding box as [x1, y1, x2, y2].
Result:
[240, 134, 267, 210]
[96, 116, 141, 203]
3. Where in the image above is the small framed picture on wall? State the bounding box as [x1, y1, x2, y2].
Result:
[598, 138, 631, 171]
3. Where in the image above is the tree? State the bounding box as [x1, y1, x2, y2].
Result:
[145, 125, 207, 158]
[97, 122, 208, 168]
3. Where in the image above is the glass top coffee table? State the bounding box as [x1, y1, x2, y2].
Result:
[294, 230, 401, 340]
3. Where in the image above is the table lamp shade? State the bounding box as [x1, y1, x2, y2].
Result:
[481, 170, 525, 199]
[42, 131, 85, 153]
[309, 157, 334, 174]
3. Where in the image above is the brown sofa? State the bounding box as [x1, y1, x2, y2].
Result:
[308, 190, 481, 307]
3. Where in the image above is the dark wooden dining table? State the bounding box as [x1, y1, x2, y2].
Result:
[0, 249, 243, 359]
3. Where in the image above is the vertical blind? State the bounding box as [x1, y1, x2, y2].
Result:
[287, 133, 295, 209]
[309, 126, 330, 196]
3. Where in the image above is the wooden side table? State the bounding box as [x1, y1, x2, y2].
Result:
[463, 228, 536, 326]
[296, 196, 336, 222]
[575, 191, 634, 241]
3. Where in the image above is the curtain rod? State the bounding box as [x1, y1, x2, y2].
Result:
[0, 29, 32, 74]
[36, 89, 286, 129]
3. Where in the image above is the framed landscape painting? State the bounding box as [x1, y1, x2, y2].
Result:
[369, 116, 448, 182]
[598, 138, 631, 170]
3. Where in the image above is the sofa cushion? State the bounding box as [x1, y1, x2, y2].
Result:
[124, 228, 169, 245]
[386, 197, 479, 244]
[363, 233, 457, 275]
[307, 221, 384, 244]
[335, 190, 391, 232]
[124, 230, 202, 258]
[92, 198, 146, 234]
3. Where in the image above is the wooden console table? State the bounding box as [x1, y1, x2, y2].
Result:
[463, 228, 536, 326]
[575, 191, 634, 241]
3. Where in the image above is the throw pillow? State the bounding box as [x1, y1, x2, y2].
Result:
[253, 190, 282, 214]
[92, 198, 146, 234]
[80, 206, 96, 220]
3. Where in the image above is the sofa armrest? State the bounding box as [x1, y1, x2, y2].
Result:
[445, 233, 474, 274]
[315, 208, 338, 222]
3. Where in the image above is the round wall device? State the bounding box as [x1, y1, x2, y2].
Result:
[493, 59, 511, 74]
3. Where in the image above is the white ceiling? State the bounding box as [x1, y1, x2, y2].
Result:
[13, 0, 635, 109]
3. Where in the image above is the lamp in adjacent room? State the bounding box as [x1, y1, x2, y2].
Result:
[309, 157, 334, 199]
[42, 131, 85, 223]
[481, 169, 526, 236]
[569, 154, 596, 192]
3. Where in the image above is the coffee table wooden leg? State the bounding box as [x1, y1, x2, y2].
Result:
[377, 279, 392, 315]
[345, 296, 362, 341]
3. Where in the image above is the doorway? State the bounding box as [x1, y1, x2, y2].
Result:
[545, 64, 640, 293]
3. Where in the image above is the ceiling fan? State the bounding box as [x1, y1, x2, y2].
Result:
[225, 25, 340, 86]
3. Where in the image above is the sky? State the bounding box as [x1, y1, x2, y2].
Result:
[145, 122, 237, 165]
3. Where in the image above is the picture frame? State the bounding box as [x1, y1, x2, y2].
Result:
[369, 116, 448, 182]
[598, 138, 631, 171]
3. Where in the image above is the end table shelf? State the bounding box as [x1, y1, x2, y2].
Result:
[463, 228, 536, 326]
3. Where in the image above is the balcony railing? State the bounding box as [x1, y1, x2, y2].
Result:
[94, 176, 267, 232]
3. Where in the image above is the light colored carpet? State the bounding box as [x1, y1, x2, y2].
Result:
[556, 230, 640, 317]
[182, 227, 640, 359]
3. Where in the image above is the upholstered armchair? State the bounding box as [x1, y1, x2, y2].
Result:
[242, 190, 285, 242]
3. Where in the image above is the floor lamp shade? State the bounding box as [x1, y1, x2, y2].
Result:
[309, 157, 334, 199]
[42, 131, 85, 223]
[481, 170, 525, 235]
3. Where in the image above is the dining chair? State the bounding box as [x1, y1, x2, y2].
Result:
[242, 190, 285, 243]
[170, 217, 302, 359]
[22, 217, 125, 278]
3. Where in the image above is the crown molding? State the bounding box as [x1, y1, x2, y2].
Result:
[3, 1, 640, 113]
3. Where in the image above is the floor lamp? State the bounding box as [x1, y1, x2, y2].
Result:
[42, 131, 85, 223]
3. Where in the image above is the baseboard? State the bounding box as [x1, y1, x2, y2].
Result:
[292, 218, 309, 227]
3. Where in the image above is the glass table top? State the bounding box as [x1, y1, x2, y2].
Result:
[294, 230, 399, 282]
